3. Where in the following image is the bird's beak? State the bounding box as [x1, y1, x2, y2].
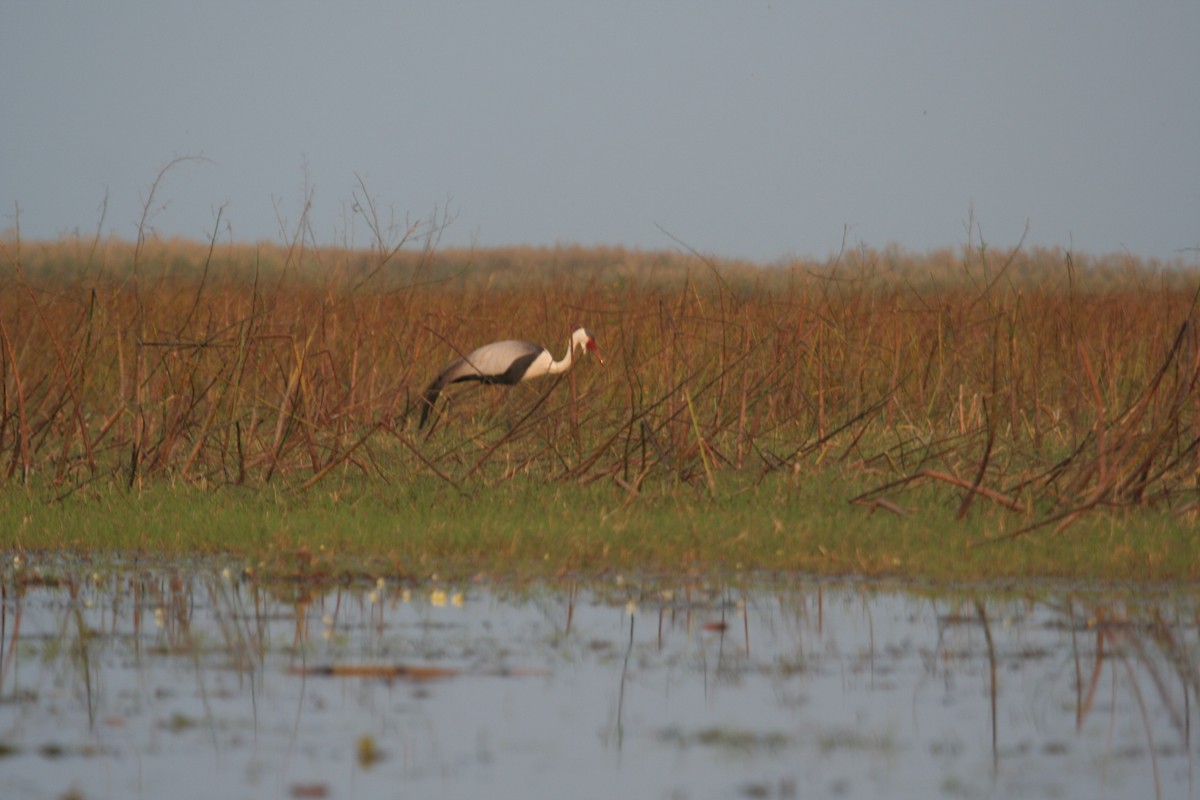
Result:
[587, 339, 605, 365]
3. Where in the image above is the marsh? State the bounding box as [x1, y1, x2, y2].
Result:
[2, 558, 1196, 799]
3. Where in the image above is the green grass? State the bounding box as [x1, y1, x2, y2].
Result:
[3, 468, 1194, 584]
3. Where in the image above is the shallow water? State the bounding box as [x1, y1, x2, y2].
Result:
[1, 559, 1197, 800]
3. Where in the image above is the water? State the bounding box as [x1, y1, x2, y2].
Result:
[1, 558, 1197, 799]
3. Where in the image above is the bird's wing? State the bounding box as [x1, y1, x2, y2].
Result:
[461, 340, 543, 377]
[418, 340, 545, 427]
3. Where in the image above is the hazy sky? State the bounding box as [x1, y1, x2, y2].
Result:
[3, 2, 1198, 263]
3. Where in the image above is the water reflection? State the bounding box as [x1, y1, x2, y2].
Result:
[1, 558, 1197, 800]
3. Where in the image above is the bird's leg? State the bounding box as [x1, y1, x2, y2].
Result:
[502, 388, 520, 432]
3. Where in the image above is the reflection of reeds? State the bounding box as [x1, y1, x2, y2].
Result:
[1068, 602, 1200, 800]
[2, 228, 1199, 535]
[4, 561, 1198, 797]
[929, 595, 1200, 800]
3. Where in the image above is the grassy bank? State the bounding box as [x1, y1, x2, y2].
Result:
[2, 468, 1196, 584]
[1, 234, 1198, 583]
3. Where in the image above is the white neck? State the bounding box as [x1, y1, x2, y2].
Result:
[547, 337, 581, 375]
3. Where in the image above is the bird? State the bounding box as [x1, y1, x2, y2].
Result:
[418, 327, 603, 428]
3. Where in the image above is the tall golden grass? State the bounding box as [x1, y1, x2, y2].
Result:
[2, 230, 1198, 536]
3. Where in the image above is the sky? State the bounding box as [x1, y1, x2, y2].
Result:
[2, 2, 1198, 264]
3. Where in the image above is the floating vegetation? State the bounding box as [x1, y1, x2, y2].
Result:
[658, 725, 794, 753]
[355, 735, 384, 769]
[289, 663, 462, 681]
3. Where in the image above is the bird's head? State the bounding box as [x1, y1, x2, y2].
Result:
[573, 327, 604, 365]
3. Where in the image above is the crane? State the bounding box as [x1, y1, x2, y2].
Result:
[418, 327, 603, 428]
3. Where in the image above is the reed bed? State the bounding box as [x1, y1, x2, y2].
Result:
[2, 232, 1198, 542]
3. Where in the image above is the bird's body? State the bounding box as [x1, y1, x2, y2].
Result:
[418, 327, 602, 428]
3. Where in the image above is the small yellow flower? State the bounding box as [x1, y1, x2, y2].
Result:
[451, 592, 464, 608]
[625, 599, 638, 616]
[430, 589, 447, 607]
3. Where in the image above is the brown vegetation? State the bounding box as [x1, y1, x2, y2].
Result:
[2, 229, 1198, 537]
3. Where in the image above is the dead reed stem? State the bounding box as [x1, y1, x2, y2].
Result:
[0, 235, 1196, 533]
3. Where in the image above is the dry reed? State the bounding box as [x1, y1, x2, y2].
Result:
[2, 228, 1198, 537]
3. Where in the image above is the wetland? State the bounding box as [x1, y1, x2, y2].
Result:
[2, 558, 1198, 799]
[4, 236, 1200, 797]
